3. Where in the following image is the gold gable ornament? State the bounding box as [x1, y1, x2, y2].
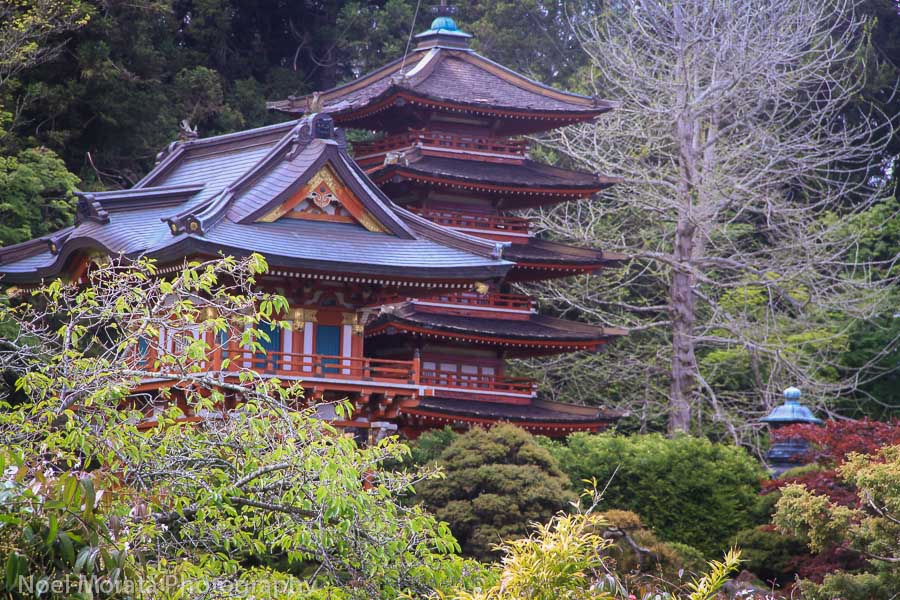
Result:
[257, 165, 389, 234]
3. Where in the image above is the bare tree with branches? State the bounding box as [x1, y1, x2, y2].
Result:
[535, 0, 899, 438]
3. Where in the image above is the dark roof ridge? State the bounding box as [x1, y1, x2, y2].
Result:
[77, 184, 207, 214]
[136, 119, 300, 189]
[163, 119, 316, 236]
[76, 183, 206, 201]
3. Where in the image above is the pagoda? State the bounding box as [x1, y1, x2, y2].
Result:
[268, 9, 626, 437]
[0, 9, 625, 439]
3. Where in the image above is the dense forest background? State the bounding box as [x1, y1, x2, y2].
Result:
[2, 0, 900, 439]
[1, 0, 604, 189]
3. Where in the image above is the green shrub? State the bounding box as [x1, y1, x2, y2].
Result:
[731, 527, 809, 586]
[800, 571, 900, 600]
[416, 424, 574, 560]
[408, 426, 459, 466]
[599, 509, 706, 582]
[545, 432, 765, 556]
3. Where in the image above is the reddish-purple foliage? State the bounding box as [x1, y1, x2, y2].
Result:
[772, 418, 900, 464]
[765, 418, 900, 505]
[792, 545, 867, 583]
[758, 419, 900, 583]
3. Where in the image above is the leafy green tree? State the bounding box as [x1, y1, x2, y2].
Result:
[0, 255, 486, 599]
[0, 457, 136, 599]
[0, 0, 91, 89]
[416, 424, 574, 560]
[3, 0, 423, 184]
[0, 147, 78, 245]
[408, 426, 459, 467]
[545, 432, 765, 557]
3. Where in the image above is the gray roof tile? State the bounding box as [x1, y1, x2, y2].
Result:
[0, 117, 511, 283]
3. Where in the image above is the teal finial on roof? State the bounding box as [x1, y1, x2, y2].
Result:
[415, 0, 472, 46]
[760, 387, 822, 425]
[430, 15, 460, 31]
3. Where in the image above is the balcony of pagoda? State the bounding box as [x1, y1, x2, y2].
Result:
[418, 369, 538, 402]
[133, 347, 423, 398]
[131, 331, 540, 402]
[353, 130, 528, 169]
[408, 207, 532, 243]
[376, 290, 536, 318]
[408, 291, 536, 319]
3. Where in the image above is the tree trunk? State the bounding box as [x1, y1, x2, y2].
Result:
[669, 217, 696, 434]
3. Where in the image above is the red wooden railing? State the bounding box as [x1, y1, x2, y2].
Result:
[354, 130, 528, 158]
[411, 208, 531, 236]
[220, 351, 419, 383]
[136, 345, 537, 396]
[420, 370, 537, 396]
[421, 291, 535, 312]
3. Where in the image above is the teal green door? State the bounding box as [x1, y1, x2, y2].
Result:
[315, 325, 341, 374]
[253, 322, 281, 372]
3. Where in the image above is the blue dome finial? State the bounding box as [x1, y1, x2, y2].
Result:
[430, 15, 459, 31]
[415, 1, 472, 46]
[761, 386, 821, 425]
[784, 386, 802, 401]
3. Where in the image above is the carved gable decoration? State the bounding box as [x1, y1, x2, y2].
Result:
[257, 165, 389, 233]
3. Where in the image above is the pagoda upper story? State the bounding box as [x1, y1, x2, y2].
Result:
[264, 10, 628, 437]
[268, 18, 616, 136]
[269, 14, 623, 281]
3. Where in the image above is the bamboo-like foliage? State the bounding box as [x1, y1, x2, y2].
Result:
[445, 485, 742, 600]
[534, 0, 899, 439]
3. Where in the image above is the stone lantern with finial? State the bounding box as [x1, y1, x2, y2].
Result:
[760, 387, 822, 477]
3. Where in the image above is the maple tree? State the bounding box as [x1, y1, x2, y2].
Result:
[763, 419, 900, 505]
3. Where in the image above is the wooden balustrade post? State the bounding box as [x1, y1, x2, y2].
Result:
[211, 336, 222, 371]
[412, 349, 421, 385]
[225, 335, 238, 372]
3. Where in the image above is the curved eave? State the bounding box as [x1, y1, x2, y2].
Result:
[399, 397, 622, 432]
[334, 88, 611, 124]
[0, 234, 512, 286]
[366, 313, 626, 351]
[372, 165, 614, 200]
[400, 408, 616, 431]
[150, 236, 512, 282]
[0, 234, 119, 285]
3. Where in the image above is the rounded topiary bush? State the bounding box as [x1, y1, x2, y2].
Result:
[415, 424, 574, 560]
[544, 432, 765, 556]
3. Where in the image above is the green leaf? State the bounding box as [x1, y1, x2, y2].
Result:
[74, 546, 92, 574]
[59, 532, 75, 565]
[45, 515, 58, 548]
[80, 476, 95, 514]
[5, 552, 18, 591]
